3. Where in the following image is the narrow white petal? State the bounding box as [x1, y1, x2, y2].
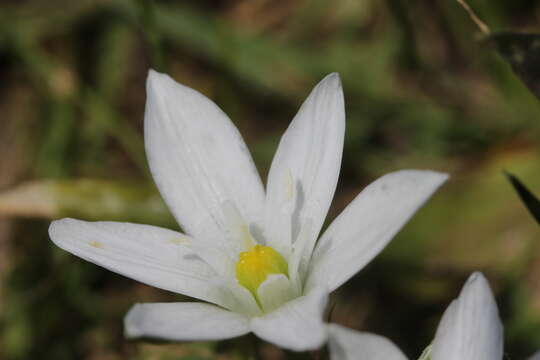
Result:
[529, 350, 540, 360]
[307, 170, 448, 292]
[263, 168, 295, 257]
[224, 279, 263, 317]
[145, 70, 265, 244]
[265, 73, 345, 255]
[288, 220, 314, 294]
[187, 239, 235, 280]
[431, 272, 503, 360]
[257, 274, 294, 313]
[49, 218, 229, 307]
[221, 200, 257, 254]
[250, 287, 329, 351]
[124, 302, 250, 341]
[328, 324, 408, 360]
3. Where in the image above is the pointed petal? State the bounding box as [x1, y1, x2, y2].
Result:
[265, 74, 345, 255]
[223, 279, 263, 317]
[257, 274, 294, 313]
[125, 302, 250, 341]
[250, 287, 328, 351]
[307, 170, 448, 292]
[328, 324, 408, 360]
[49, 218, 228, 307]
[145, 70, 265, 243]
[431, 272, 503, 360]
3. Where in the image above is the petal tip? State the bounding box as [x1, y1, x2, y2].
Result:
[384, 169, 449, 192]
[463, 271, 492, 298]
[402, 169, 450, 188]
[146, 69, 168, 89]
[432, 170, 450, 183]
[320, 72, 343, 91]
[48, 221, 59, 244]
[467, 271, 486, 283]
[124, 303, 144, 338]
[425, 170, 450, 189]
[48, 217, 75, 243]
[326, 71, 341, 80]
[432, 271, 503, 360]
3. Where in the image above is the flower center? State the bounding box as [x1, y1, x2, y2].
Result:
[236, 245, 288, 296]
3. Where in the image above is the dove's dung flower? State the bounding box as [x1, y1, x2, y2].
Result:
[49, 70, 448, 351]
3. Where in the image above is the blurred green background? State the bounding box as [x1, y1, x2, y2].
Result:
[0, 0, 539, 359]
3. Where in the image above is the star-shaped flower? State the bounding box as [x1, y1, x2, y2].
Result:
[328, 272, 513, 360]
[49, 70, 448, 351]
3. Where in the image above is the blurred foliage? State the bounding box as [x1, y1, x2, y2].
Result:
[491, 32, 540, 99]
[0, 0, 540, 359]
[0, 179, 175, 227]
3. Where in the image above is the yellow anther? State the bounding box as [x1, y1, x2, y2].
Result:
[236, 245, 288, 297]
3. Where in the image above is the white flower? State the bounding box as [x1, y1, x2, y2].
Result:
[49, 70, 448, 351]
[328, 272, 505, 360]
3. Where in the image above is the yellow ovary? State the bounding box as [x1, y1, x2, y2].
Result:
[236, 245, 288, 297]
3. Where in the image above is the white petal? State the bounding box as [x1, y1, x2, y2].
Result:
[431, 272, 503, 360]
[187, 238, 235, 280]
[288, 219, 314, 294]
[307, 170, 448, 292]
[49, 218, 228, 307]
[328, 324, 408, 360]
[264, 73, 345, 256]
[250, 287, 329, 351]
[124, 302, 250, 341]
[529, 350, 540, 360]
[224, 279, 263, 317]
[257, 274, 294, 313]
[145, 70, 265, 244]
[221, 200, 257, 254]
[263, 168, 295, 257]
